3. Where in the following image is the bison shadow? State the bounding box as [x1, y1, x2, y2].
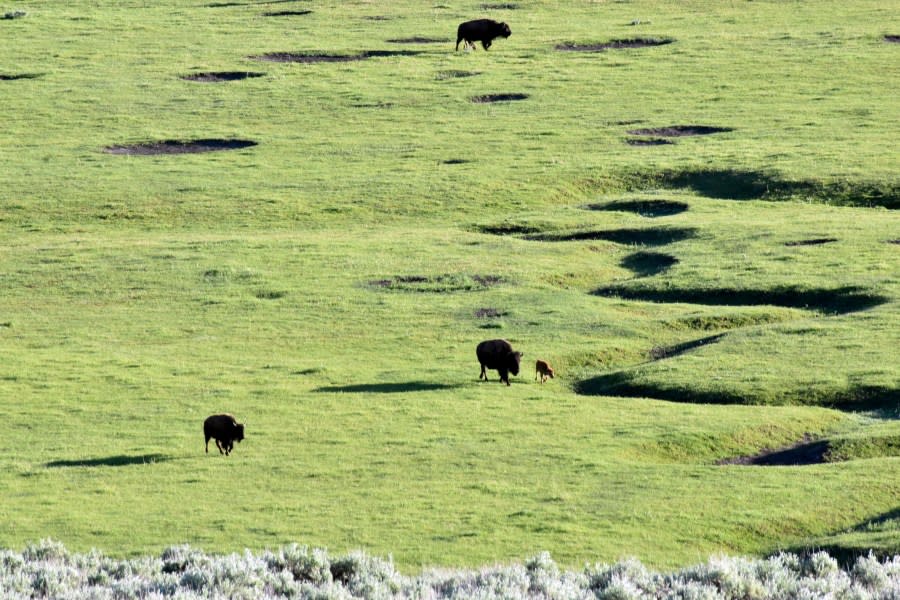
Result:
[45, 453, 173, 468]
[314, 382, 462, 393]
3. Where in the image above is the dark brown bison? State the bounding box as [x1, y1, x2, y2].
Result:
[204, 414, 245, 456]
[456, 19, 511, 51]
[477, 339, 523, 386]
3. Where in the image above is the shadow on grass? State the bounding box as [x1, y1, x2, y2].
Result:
[585, 199, 689, 217]
[593, 285, 889, 315]
[788, 507, 900, 568]
[46, 454, 173, 468]
[576, 371, 898, 411]
[634, 169, 899, 208]
[649, 333, 725, 360]
[524, 226, 697, 246]
[621, 251, 679, 277]
[314, 382, 462, 393]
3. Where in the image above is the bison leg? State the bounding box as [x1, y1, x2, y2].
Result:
[205, 436, 210, 453]
[482, 39, 492, 50]
[479, 363, 487, 380]
[215, 439, 225, 455]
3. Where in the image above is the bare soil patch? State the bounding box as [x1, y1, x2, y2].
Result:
[475, 307, 507, 319]
[181, 71, 265, 82]
[436, 70, 480, 80]
[718, 435, 829, 466]
[626, 138, 673, 146]
[784, 238, 838, 247]
[251, 50, 420, 63]
[628, 125, 733, 137]
[471, 93, 529, 103]
[556, 38, 674, 52]
[387, 37, 450, 44]
[104, 139, 257, 155]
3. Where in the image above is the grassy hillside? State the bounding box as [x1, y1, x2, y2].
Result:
[1, 0, 898, 571]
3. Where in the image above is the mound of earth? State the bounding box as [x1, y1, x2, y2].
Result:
[104, 139, 257, 155]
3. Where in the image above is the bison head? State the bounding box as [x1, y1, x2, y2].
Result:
[235, 423, 245, 443]
[499, 22, 511, 38]
[508, 351, 523, 375]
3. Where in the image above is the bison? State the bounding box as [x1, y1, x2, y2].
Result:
[456, 19, 511, 51]
[204, 414, 245, 456]
[535, 359, 555, 384]
[477, 339, 523, 386]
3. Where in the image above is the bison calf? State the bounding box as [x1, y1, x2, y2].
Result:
[456, 19, 511, 51]
[477, 339, 523, 386]
[535, 359, 555, 383]
[204, 414, 245, 456]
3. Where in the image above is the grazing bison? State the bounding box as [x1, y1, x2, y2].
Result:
[535, 359, 555, 384]
[456, 19, 511, 51]
[204, 414, 245, 456]
[477, 339, 523, 386]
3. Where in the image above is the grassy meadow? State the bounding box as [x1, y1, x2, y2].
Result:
[1, 0, 898, 572]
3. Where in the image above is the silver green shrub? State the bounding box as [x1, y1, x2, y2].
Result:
[2, 540, 900, 599]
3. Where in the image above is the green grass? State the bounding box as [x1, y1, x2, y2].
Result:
[1, 0, 898, 572]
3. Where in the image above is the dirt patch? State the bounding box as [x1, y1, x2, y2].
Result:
[387, 37, 450, 44]
[785, 238, 838, 247]
[481, 3, 518, 8]
[251, 50, 420, 63]
[436, 70, 480, 80]
[104, 139, 258, 155]
[586, 199, 689, 217]
[471, 93, 529, 103]
[718, 435, 829, 466]
[556, 38, 674, 51]
[884, 35, 900, 43]
[475, 307, 507, 319]
[262, 10, 312, 16]
[628, 125, 733, 137]
[181, 71, 265, 82]
[626, 138, 673, 146]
